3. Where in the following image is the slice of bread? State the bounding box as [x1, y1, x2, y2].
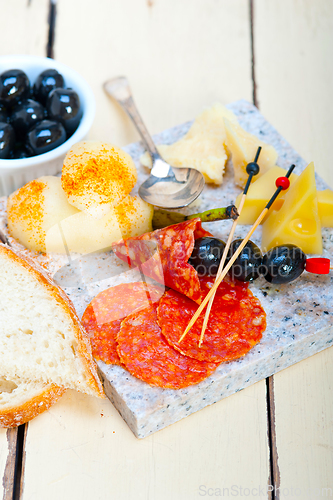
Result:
[0, 244, 104, 399]
[0, 376, 66, 428]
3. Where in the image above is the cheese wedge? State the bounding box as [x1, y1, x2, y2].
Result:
[45, 195, 153, 254]
[235, 166, 299, 224]
[7, 176, 80, 253]
[317, 189, 333, 227]
[235, 167, 332, 228]
[140, 103, 238, 185]
[224, 118, 278, 188]
[261, 162, 322, 255]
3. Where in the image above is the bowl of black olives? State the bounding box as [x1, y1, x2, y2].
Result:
[0, 54, 95, 196]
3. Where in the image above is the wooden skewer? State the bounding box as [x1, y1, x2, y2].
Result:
[198, 147, 262, 347]
[179, 164, 296, 343]
[179, 208, 268, 343]
[330, 265, 333, 270]
[198, 195, 246, 346]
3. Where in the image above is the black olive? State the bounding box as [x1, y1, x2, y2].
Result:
[10, 142, 34, 159]
[261, 244, 306, 284]
[0, 69, 30, 108]
[228, 239, 262, 282]
[33, 69, 65, 105]
[0, 103, 7, 123]
[46, 88, 82, 135]
[0, 122, 16, 159]
[10, 99, 45, 138]
[26, 119, 66, 155]
[189, 237, 226, 277]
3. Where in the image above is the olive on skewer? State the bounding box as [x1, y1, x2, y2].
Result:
[227, 239, 262, 282]
[189, 238, 331, 284]
[189, 237, 226, 277]
[260, 244, 306, 284]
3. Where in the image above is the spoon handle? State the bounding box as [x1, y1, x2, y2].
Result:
[104, 77, 160, 161]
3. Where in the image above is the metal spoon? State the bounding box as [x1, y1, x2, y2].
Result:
[103, 76, 205, 209]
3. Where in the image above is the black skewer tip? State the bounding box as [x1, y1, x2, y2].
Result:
[243, 147, 262, 195]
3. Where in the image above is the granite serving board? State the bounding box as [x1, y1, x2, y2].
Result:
[1, 100, 332, 438]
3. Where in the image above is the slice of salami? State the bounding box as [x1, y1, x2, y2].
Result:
[81, 282, 163, 365]
[157, 277, 266, 363]
[113, 219, 212, 304]
[117, 305, 218, 389]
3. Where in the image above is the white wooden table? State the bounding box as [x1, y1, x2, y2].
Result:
[1, 1, 332, 499]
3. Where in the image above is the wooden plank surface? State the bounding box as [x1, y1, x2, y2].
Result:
[1, 428, 19, 500]
[20, 1, 271, 498]
[1, 0, 332, 498]
[273, 349, 333, 498]
[0, 2, 50, 498]
[254, 0, 333, 496]
[0, 429, 11, 500]
[23, 383, 269, 500]
[54, 0, 253, 146]
[254, 0, 333, 189]
[0, 0, 49, 57]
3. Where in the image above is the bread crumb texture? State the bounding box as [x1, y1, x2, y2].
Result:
[0, 245, 104, 398]
[0, 376, 65, 427]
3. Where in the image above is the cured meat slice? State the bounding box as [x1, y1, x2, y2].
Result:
[81, 282, 163, 365]
[157, 277, 266, 363]
[117, 304, 218, 389]
[112, 219, 212, 304]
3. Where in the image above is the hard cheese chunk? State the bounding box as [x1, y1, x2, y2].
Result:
[7, 176, 80, 253]
[224, 118, 278, 188]
[140, 103, 238, 185]
[235, 166, 298, 224]
[236, 167, 332, 228]
[45, 195, 153, 254]
[261, 162, 322, 255]
[317, 189, 333, 227]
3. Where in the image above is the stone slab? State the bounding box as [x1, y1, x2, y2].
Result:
[1, 100, 332, 438]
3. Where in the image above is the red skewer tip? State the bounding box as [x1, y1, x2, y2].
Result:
[305, 258, 330, 275]
[275, 177, 290, 190]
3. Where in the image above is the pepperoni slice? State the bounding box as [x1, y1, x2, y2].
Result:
[81, 282, 164, 365]
[157, 277, 266, 363]
[113, 219, 212, 304]
[117, 305, 218, 389]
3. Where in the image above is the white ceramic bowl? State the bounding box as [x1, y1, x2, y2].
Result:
[0, 55, 95, 196]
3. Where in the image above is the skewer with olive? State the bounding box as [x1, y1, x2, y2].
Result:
[189, 239, 331, 283]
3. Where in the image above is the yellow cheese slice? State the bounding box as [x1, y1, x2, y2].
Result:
[317, 189, 333, 227]
[261, 162, 322, 255]
[140, 103, 238, 185]
[235, 166, 299, 224]
[224, 118, 278, 188]
[235, 167, 332, 228]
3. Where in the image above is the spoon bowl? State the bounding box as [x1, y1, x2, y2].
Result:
[103, 77, 205, 209]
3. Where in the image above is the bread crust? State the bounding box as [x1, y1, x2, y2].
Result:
[0, 243, 105, 398]
[0, 385, 66, 428]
